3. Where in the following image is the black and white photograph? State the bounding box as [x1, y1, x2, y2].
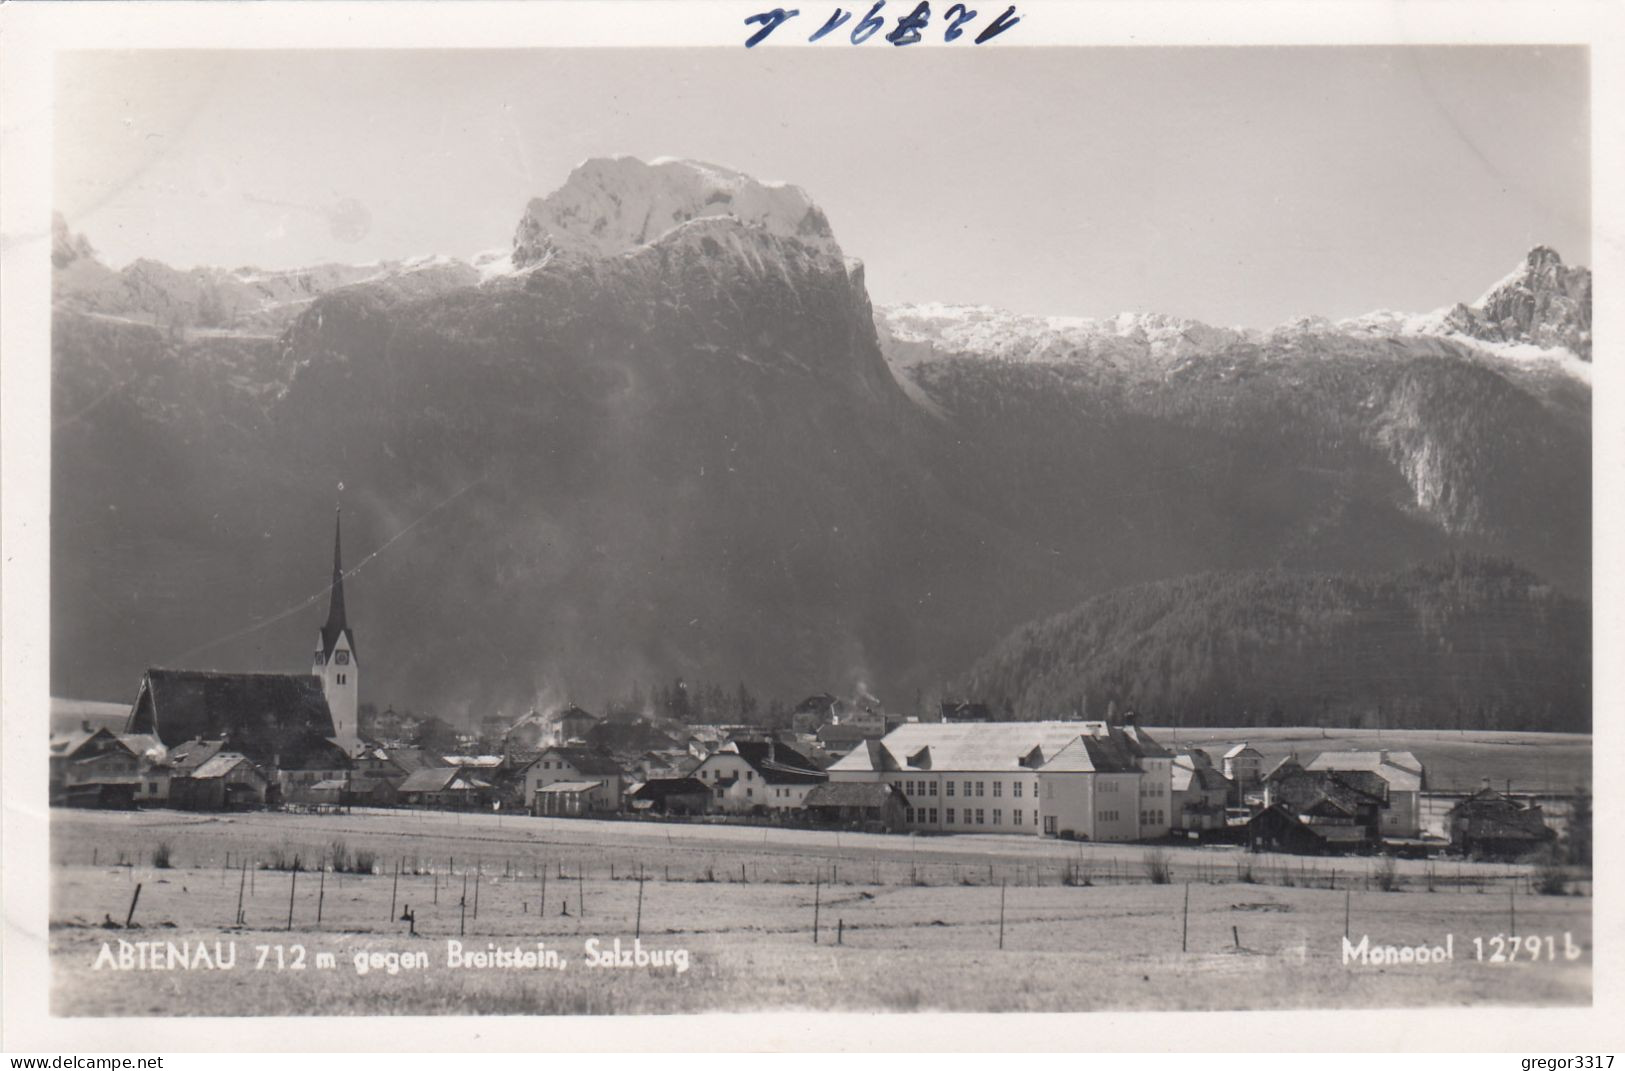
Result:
[1, 0, 1619, 1054]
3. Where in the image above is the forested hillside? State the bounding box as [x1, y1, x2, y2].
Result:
[959, 557, 1589, 732]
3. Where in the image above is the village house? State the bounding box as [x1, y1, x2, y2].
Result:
[1306, 750, 1426, 838]
[396, 766, 492, 809]
[1445, 785, 1556, 859]
[169, 752, 270, 811]
[628, 777, 711, 816]
[1255, 758, 1390, 852]
[516, 746, 628, 815]
[802, 780, 908, 832]
[1222, 743, 1266, 802]
[826, 718, 1174, 842]
[691, 739, 825, 814]
[791, 692, 843, 735]
[50, 725, 169, 807]
[1170, 751, 1231, 833]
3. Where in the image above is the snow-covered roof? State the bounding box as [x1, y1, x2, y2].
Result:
[1305, 750, 1424, 792]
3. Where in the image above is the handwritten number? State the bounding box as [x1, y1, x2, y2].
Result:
[744, 7, 801, 47]
[809, 7, 852, 41]
[943, 3, 975, 41]
[973, 3, 1019, 43]
[851, 1, 886, 44]
[887, 1, 930, 45]
[749, 1, 1015, 46]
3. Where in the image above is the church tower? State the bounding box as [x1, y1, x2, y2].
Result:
[314, 510, 358, 739]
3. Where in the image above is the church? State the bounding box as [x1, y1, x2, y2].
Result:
[125, 512, 364, 777]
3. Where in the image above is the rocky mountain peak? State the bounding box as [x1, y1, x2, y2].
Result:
[510, 156, 841, 267]
[1444, 245, 1591, 361]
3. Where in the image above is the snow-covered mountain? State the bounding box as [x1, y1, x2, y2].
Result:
[51, 213, 479, 335]
[49, 157, 1591, 728]
[877, 245, 1592, 388]
[510, 156, 841, 267]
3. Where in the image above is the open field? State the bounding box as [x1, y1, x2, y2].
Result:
[50, 809, 1591, 1015]
[1148, 727, 1592, 794]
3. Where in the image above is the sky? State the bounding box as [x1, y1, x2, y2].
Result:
[56, 46, 1589, 328]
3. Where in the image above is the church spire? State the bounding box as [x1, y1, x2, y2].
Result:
[319, 509, 352, 660]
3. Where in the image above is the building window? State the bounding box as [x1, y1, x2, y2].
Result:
[976, 782, 985, 797]
[929, 808, 938, 824]
[946, 808, 956, 824]
[905, 779, 915, 795]
[962, 781, 972, 797]
[946, 781, 955, 797]
[1013, 782, 1023, 798]
[906, 807, 915, 823]
[1014, 808, 1023, 825]
[976, 808, 985, 825]
[1044, 816, 1056, 834]
[993, 809, 1002, 825]
[747, 771, 754, 781]
[929, 781, 938, 796]
[746, 788, 753, 797]
[993, 781, 1002, 797]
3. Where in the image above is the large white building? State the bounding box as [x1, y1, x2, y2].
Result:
[826, 719, 1174, 842]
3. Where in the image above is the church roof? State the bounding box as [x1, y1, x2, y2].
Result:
[319, 511, 355, 662]
[128, 669, 336, 761]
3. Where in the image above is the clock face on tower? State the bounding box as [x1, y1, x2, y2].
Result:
[336, 651, 350, 665]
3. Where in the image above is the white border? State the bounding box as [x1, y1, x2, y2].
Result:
[3, 0, 1622, 1053]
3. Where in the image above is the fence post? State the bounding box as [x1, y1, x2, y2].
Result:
[813, 875, 821, 944]
[125, 883, 143, 929]
[390, 859, 400, 920]
[1510, 883, 1516, 938]
[235, 861, 248, 926]
[635, 871, 646, 939]
[1181, 883, 1189, 952]
[460, 874, 468, 936]
[286, 868, 297, 931]
[317, 866, 326, 927]
[578, 868, 586, 918]
[998, 878, 1007, 950]
[473, 864, 481, 920]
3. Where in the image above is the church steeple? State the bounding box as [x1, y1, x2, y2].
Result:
[314, 509, 358, 740]
[319, 509, 353, 661]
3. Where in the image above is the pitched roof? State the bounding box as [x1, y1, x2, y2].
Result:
[828, 722, 1114, 775]
[1223, 743, 1262, 759]
[318, 511, 354, 662]
[1040, 735, 1141, 774]
[167, 738, 228, 773]
[129, 668, 336, 756]
[398, 767, 472, 793]
[189, 753, 256, 779]
[381, 747, 447, 774]
[804, 781, 904, 808]
[535, 780, 602, 794]
[630, 777, 709, 800]
[117, 733, 165, 761]
[724, 740, 825, 784]
[1111, 723, 1173, 759]
[1270, 769, 1388, 814]
[1306, 751, 1424, 792]
[537, 747, 625, 777]
[49, 727, 111, 758]
[1172, 758, 1230, 793]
